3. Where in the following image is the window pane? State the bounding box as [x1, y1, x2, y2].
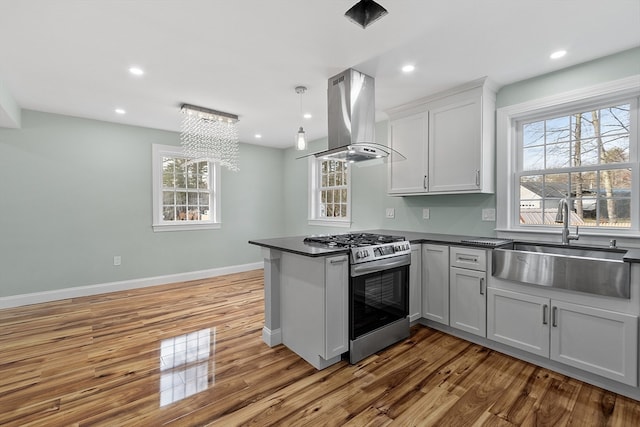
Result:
[574, 138, 598, 166]
[545, 142, 570, 169]
[326, 205, 334, 217]
[523, 146, 544, 171]
[341, 189, 348, 203]
[546, 116, 571, 143]
[340, 204, 347, 217]
[523, 121, 544, 147]
[163, 207, 175, 221]
[188, 192, 198, 205]
[176, 192, 187, 205]
[163, 191, 175, 205]
[601, 135, 629, 164]
[199, 192, 210, 205]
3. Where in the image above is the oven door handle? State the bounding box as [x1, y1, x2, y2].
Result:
[350, 254, 411, 277]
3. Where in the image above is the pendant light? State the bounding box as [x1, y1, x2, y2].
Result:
[295, 86, 308, 151]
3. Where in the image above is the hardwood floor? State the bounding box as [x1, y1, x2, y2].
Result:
[1, 269, 639, 426]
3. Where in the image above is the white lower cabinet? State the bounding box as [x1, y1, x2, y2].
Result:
[324, 255, 349, 359]
[408, 244, 422, 322]
[280, 253, 348, 369]
[421, 244, 449, 325]
[450, 266, 486, 337]
[488, 287, 638, 387]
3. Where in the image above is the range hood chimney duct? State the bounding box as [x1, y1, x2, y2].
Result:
[313, 68, 400, 163]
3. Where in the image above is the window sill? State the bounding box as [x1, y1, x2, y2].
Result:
[152, 222, 221, 232]
[307, 219, 351, 228]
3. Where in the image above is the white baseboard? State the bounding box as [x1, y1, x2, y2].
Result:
[262, 326, 282, 347]
[0, 262, 264, 309]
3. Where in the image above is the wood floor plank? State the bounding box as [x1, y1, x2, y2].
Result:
[0, 268, 638, 426]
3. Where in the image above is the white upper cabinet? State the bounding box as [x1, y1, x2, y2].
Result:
[388, 112, 428, 194]
[387, 78, 495, 196]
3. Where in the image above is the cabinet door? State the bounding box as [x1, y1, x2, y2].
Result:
[408, 244, 422, 322]
[487, 288, 550, 357]
[450, 267, 486, 337]
[324, 255, 349, 359]
[428, 96, 481, 193]
[388, 112, 428, 194]
[422, 244, 449, 325]
[550, 300, 638, 387]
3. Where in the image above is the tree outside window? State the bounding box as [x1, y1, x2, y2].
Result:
[518, 103, 632, 229]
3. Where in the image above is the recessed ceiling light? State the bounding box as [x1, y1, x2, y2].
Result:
[115, 108, 126, 115]
[402, 64, 415, 73]
[128, 66, 144, 76]
[303, 113, 312, 119]
[550, 50, 567, 60]
[254, 134, 262, 139]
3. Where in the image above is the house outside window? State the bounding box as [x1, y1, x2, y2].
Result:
[308, 157, 351, 227]
[496, 77, 639, 237]
[152, 144, 221, 232]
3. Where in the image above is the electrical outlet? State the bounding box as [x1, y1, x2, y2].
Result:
[482, 208, 496, 221]
[422, 208, 430, 219]
[385, 208, 395, 219]
[113, 255, 121, 266]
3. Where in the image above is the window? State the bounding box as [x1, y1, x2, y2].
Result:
[152, 144, 221, 232]
[518, 103, 632, 228]
[308, 157, 351, 227]
[497, 77, 639, 236]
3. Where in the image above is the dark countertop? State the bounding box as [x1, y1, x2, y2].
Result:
[248, 229, 512, 258]
[249, 230, 640, 263]
[624, 249, 640, 263]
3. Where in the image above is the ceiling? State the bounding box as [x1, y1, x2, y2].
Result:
[1, 0, 639, 148]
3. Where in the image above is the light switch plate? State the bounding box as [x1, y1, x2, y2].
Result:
[422, 208, 430, 219]
[482, 208, 496, 221]
[385, 208, 395, 219]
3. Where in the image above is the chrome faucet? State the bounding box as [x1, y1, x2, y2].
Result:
[555, 198, 579, 245]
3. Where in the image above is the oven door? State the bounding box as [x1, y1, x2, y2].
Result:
[350, 254, 410, 340]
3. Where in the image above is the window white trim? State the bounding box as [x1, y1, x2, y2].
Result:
[307, 156, 352, 227]
[496, 75, 640, 240]
[152, 144, 221, 232]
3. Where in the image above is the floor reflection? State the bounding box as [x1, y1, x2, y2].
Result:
[159, 327, 215, 406]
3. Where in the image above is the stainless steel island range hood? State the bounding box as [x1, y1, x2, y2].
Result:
[311, 68, 403, 163]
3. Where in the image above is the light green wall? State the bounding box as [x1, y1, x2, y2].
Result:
[2, 47, 637, 298]
[281, 47, 640, 240]
[282, 121, 498, 237]
[497, 47, 640, 108]
[0, 110, 284, 297]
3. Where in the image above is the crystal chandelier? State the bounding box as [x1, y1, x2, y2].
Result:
[180, 104, 240, 171]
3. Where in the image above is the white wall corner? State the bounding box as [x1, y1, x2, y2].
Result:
[0, 79, 21, 128]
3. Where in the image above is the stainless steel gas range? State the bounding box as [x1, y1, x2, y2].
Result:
[304, 233, 411, 363]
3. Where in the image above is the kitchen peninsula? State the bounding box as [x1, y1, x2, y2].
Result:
[250, 230, 640, 401]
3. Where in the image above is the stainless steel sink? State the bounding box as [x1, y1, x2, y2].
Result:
[493, 242, 630, 298]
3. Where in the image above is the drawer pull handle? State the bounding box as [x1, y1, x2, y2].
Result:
[552, 306, 558, 327]
[330, 258, 346, 264]
[479, 277, 484, 295]
[475, 170, 480, 186]
[423, 175, 428, 190]
[542, 304, 548, 325]
[458, 256, 478, 263]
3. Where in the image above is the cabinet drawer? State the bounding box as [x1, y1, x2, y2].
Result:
[450, 247, 486, 271]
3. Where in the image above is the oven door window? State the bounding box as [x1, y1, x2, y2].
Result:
[350, 265, 409, 339]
